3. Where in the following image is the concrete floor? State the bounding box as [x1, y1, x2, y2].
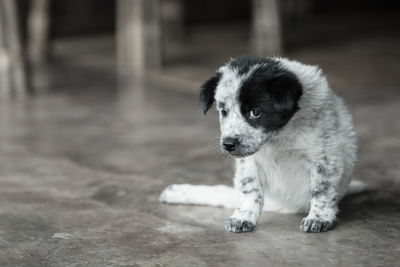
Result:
[1, 36, 400, 266]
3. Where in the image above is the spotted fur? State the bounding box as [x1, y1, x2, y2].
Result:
[160, 56, 361, 233]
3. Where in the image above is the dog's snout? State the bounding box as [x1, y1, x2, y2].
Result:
[222, 138, 239, 152]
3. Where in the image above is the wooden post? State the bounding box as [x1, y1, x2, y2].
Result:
[0, 0, 27, 96]
[281, 0, 313, 47]
[251, 0, 282, 56]
[161, 0, 184, 63]
[27, 0, 50, 65]
[116, 0, 161, 78]
[0, 8, 10, 96]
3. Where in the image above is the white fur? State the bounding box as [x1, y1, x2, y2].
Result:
[160, 57, 360, 233]
[159, 184, 239, 208]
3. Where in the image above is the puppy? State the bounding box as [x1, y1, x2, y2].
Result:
[160, 56, 363, 233]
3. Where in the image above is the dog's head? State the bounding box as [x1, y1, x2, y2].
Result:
[200, 56, 302, 157]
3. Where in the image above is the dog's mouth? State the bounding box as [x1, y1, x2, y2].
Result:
[221, 136, 273, 158]
[220, 133, 272, 158]
[221, 145, 260, 158]
[229, 151, 255, 158]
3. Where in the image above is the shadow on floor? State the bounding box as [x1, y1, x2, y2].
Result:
[338, 188, 400, 224]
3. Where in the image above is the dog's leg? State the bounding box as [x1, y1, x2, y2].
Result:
[225, 158, 263, 233]
[300, 159, 341, 233]
[159, 184, 239, 208]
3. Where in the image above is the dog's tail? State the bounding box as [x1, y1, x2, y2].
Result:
[159, 184, 239, 209]
[346, 180, 368, 195]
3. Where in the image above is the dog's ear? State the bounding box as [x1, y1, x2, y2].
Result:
[199, 72, 222, 115]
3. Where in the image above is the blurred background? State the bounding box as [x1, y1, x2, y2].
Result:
[1, 0, 399, 94]
[0, 1, 400, 266]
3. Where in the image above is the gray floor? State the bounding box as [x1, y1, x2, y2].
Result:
[1, 35, 400, 266]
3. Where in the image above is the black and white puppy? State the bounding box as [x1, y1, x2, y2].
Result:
[160, 56, 363, 233]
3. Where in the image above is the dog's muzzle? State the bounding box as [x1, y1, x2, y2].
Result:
[222, 137, 239, 152]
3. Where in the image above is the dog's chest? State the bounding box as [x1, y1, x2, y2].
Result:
[254, 145, 311, 212]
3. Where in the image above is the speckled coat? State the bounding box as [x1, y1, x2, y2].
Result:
[160, 56, 363, 233]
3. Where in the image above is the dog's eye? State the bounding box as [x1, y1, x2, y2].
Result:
[220, 109, 227, 117]
[249, 108, 262, 119]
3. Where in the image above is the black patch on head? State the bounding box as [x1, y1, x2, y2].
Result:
[231, 56, 303, 132]
[199, 72, 222, 115]
[229, 55, 274, 76]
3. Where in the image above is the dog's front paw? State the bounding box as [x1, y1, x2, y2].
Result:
[300, 217, 333, 233]
[225, 217, 256, 233]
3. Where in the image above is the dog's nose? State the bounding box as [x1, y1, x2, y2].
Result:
[222, 138, 239, 152]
